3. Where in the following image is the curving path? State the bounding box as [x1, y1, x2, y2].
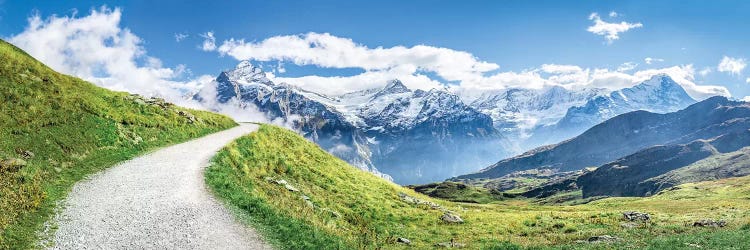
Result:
[49, 123, 271, 249]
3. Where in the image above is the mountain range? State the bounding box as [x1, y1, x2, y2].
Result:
[194, 61, 506, 184]
[195, 62, 702, 184]
[455, 96, 750, 200]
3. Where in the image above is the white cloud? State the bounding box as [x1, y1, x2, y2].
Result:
[7, 6, 210, 107]
[205, 32, 729, 101]
[587, 12, 643, 43]
[746, 77, 750, 83]
[644, 57, 663, 64]
[215, 32, 499, 84]
[608, 11, 619, 17]
[717, 56, 746, 76]
[200, 31, 216, 51]
[541, 64, 582, 74]
[617, 62, 638, 72]
[699, 67, 712, 77]
[174, 33, 188, 42]
[743, 96, 750, 102]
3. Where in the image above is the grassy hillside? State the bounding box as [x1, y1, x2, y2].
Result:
[0, 40, 237, 248]
[208, 125, 750, 249]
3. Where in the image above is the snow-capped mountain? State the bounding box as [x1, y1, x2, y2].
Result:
[470, 86, 606, 147]
[194, 62, 698, 184]
[194, 61, 508, 184]
[529, 74, 697, 146]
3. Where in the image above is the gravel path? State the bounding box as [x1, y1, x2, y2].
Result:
[49, 123, 271, 249]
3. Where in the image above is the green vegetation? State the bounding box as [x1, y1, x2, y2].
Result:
[0, 39, 236, 248]
[208, 125, 750, 249]
[407, 182, 505, 204]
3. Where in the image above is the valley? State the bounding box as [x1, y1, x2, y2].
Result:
[2, 2, 749, 248]
[206, 124, 750, 249]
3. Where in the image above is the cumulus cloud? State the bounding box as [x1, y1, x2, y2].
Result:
[204, 32, 729, 101]
[214, 32, 499, 83]
[174, 33, 188, 42]
[608, 11, 619, 17]
[200, 31, 216, 51]
[743, 96, 750, 102]
[587, 12, 643, 43]
[699, 67, 712, 77]
[7, 7, 206, 104]
[717, 56, 746, 76]
[644, 57, 663, 64]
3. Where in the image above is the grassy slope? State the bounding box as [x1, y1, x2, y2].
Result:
[208, 126, 750, 249]
[407, 182, 505, 204]
[0, 40, 237, 248]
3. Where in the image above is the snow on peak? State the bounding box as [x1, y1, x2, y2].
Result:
[236, 60, 254, 69]
[375, 79, 409, 96]
[222, 60, 271, 85]
[640, 73, 678, 88]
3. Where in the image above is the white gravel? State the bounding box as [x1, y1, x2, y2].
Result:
[49, 123, 271, 249]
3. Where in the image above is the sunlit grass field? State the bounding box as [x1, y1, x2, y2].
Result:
[0, 39, 237, 248]
[208, 124, 750, 249]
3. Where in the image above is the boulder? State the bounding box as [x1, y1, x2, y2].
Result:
[177, 110, 198, 124]
[587, 235, 619, 243]
[396, 237, 411, 245]
[435, 239, 465, 248]
[284, 184, 300, 192]
[16, 149, 34, 159]
[0, 158, 27, 172]
[692, 219, 726, 228]
[440, 212, 464, 223]
[622, 211, 650, 221]
[620, 222, 639, 229]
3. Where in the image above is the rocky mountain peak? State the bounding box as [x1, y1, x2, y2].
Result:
[383, 79, 409, 92]
[219, 60, 271, 86]
[372, 79, 410, 99]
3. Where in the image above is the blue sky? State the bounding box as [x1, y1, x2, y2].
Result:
[1, 0, 748, 99]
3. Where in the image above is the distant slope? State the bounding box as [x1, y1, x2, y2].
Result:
[639, 146, 750, 193]
[0, 39, 236, 248]
[453, 96, 749, 181]
[208, 124, 750, 249]
[578, 129, 750, 197]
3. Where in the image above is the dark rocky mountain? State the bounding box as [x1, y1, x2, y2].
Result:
[194, 61, 508, 184]
[453, 96, 750, 182]
[578, 129, 750, 197]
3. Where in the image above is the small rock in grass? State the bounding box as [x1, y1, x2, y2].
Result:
[622, 211, 650, 221]
[685, 243, 702, 248]
[0, 158, 27, 172]
[15, 149, 34, 159]
[435, 238, 465, 248]
[301, 195, 310, 200]
[440, 212, 463, 223]
[321, 208, 341, 218]
[396, 237, 411, 245]
[275, 179, 289, 185]
[620, 222, 639, 229]
[587, 235, 619, 243]
[304, 199, 315, 208]
[284, 184, 299, 192]
[692, 219, 726, 228]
